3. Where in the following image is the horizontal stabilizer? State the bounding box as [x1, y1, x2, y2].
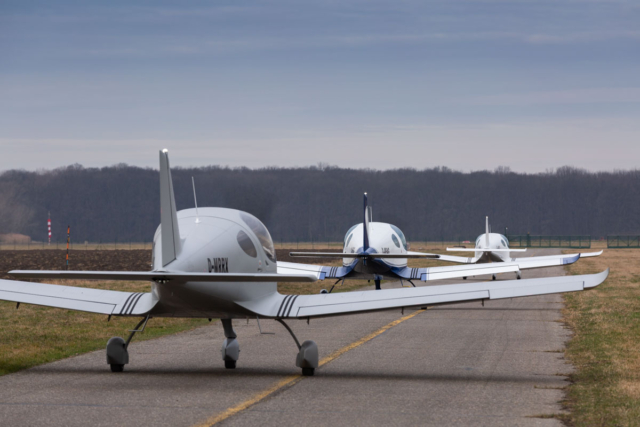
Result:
[446, 247, 527, 252]
[289, 252, 439, 259]
[9, 270, 317, 283]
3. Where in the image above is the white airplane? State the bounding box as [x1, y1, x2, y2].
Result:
[444, 217, 603, 279]
[278, 197, 596, 288]
[0, 150, 609, 376]
[278, 194, 528, 291]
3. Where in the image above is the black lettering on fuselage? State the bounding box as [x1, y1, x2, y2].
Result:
[207, 257, 229, 273]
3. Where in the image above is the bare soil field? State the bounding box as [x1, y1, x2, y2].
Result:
[0, 249, 152, 279]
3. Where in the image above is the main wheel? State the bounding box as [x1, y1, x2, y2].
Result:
[225, 360, 236, 369]
[110, 364, 124, 372]
[302, 367, 315, 376]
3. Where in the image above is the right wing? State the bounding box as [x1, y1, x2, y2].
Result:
[239, 269, 609, 319]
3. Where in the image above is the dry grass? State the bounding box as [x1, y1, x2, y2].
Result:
[0, 279, 208, 376]
[562, 242, 640, 426]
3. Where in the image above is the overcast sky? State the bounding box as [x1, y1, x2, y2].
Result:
[1, 0, 639, 173]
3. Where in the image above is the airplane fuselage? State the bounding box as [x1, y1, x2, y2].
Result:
[149, 207, 280, 318]
[473, 233, 511, 262]
[341, 222, 410, 278]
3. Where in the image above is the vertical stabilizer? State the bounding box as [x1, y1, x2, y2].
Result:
[485, 216, 490, 247]
[159, 149, 181, 266]
[363, 193, 371, 250]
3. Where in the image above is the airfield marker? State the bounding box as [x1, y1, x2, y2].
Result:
[66, 225, 70, 270]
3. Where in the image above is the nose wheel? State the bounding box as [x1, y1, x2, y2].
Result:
[221, 319, 240, 369]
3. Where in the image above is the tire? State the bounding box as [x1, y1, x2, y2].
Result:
[302, 367, 315, 376]
[225, 360, 236, 369]
[110, 364, 124, 372]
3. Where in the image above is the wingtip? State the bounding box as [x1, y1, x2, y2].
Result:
[563, 253, 580, 265]
[585, 268, 610, 289]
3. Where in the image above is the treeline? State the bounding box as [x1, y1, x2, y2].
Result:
[1, 164, 639, 243]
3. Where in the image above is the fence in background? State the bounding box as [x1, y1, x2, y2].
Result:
[506, 235, 591, 249]
[0, 241, 153, 251]
[607, 236, 640, 248]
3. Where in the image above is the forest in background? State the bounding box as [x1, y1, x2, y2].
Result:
[1, 164, 638, 243]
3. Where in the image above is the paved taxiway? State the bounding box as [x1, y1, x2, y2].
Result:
[0, 250, 574, 426]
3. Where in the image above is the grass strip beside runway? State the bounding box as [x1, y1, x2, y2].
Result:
[563, 244, 640, 426]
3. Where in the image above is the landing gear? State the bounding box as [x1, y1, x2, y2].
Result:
[516, 272, 521, 280]
[492, 274, 497, 281]
[221, 319, 240, 369]
[276, 319, 318, 376]
[106, 315, 150, 373]
[463, 276, 467, 280]
[374, 274, 382, 290]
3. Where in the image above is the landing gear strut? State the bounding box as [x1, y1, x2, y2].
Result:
[276, 319, 318, 376]
[106, 315, 150, 372]
[516, 272, 521, 280]
[492, 274, 497, 281]
[221, 319, 240, 369]
[374, 274, 382, 290]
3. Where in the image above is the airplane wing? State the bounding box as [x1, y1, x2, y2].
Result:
[277, 261, 353, 280]
[392, 262, 520, 281]
[0, 270, 318, 315]
[239, 269, 608, 319]
[395, 252, 585, 281]
[0, 279, 156, 316]
[9, 270, 317, 282]
[289, 252, 439, 259]
[446, 248, 527, 253]
[508, 250, 603, 263]
[407, 251, 480, 264]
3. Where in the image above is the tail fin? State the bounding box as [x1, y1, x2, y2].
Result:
[159, 149, 181, 266]
[485, 216, 490, 247]
[363, 192, 371, 251]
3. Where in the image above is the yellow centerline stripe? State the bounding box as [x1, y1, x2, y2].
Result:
[194, 308, 427, 427]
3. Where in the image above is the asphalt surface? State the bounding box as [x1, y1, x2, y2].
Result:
[0, 250, 575, 426]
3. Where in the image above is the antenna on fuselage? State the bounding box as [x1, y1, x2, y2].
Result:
[485, 216, 490, 247]
[192, 176, 200, 224]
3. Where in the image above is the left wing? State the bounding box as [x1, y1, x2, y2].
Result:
[277, 261, 353, 280]
[239, 269, 608, 319]
[407, 251, 480, 264]
[0, 279, 156, 315]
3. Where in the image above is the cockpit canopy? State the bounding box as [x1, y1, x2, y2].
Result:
[344, 224, 358, 249]
[239, 212, 276, 263]
[389, 224, 408, 250]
